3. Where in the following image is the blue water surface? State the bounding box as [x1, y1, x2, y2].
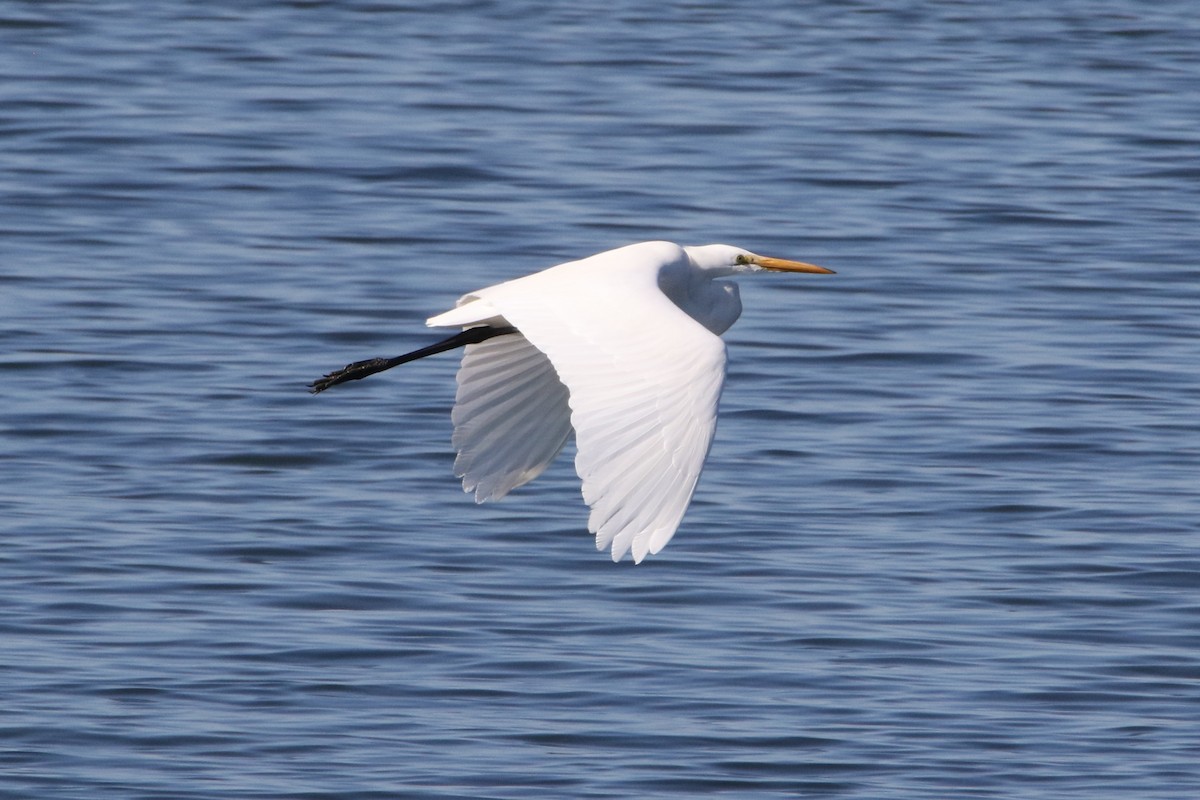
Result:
[2, 2, 1198, 798]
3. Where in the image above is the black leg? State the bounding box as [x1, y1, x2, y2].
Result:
[309, 325, 518, 394]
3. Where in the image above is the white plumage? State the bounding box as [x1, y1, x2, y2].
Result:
[450, 331, 571, 502]
[420, 241, 833, 563]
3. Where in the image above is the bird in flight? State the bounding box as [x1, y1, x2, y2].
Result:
[311, 241, 833, 563]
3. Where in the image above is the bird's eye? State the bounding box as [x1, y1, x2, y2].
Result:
[735, 254, 749, 265]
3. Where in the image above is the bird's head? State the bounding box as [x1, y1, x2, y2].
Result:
[684, 244, 835, 277]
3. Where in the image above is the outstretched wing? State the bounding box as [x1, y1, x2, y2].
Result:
[431, 250, 726, 563]
[566, 319, 725, 563]
[450, 331, 572, 501]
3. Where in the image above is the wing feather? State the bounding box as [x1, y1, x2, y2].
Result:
[450, 333, 572, 502]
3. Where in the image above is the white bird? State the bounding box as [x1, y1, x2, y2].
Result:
[311, 241, 833, 563]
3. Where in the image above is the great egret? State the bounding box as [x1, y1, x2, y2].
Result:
[311, 241, 833, 563]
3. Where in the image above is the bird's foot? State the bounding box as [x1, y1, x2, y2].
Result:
[308, 357, 391, 394]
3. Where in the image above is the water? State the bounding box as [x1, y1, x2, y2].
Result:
[3, 2, 1199, 797]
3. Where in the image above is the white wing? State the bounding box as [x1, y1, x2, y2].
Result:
[431, 249, 726, 563]
[569, 323, 725, 563]
[450, 331, 572, 501]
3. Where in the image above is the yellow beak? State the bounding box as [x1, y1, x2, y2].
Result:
[754, 256, 836, 274]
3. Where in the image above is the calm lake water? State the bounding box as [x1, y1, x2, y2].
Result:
[3, 2, 1199, 798]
